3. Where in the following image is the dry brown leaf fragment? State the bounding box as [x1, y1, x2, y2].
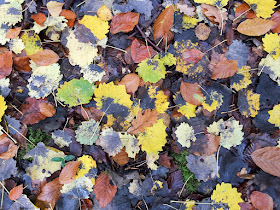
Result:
[237, 18, 275, 36]
[180, 82, 204, 106]
[110, 12, 140, 35]
[0, 51, 13, 79]
[9, 185, 23, 200]
[211, 60, 238, 80]
[13, 56, 32, 72]
[46, 1, 64, 17]
[153, 6, 174, 40]
[202, 4, 228, 30]
[250, 191, 273, 210]
[59, 161, 81, 184]
[0, 134, 18, 160]
[28, 49, 59, 66]
[177, 4, 196, 16]
[195, 23, 211, 41]
[119, 73, 140, 94]
[112, 147, 129, 165]
[5, 27, 21, 39]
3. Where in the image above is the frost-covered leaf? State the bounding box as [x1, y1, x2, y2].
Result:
[8, 38, 24, 54]
[52, 130, 72, 148]
[32, 16, 67, 33]
[21, 32, 42, 56]
[81, 64, 105, 83]
[96, 127, 123, 156]
[268, 104, 280, 127]
[27, 61, 62, 99]
[175, 122, 196, 148]
[0, 95, 7, 122]
[244, 0, 276, 18]
[226, 40, 249, 68]
[0, 78, 10, 97]
[259, 55, 280, 85]
[207, 117, 244, 149]
[119, 132, 140, 159]
[56, 78, 95, 107]
[24, 142, 65, 181]
[262, 33, 280, 60]
[75, 119, 100, 145]
[238, 89, 260, 118]
[0, 0, 23, 26]
[230, 66, 252, 91]
[194, 0, 229, 8]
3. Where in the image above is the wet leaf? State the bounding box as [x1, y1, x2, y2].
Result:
[0, 51, 12, 79]
[153, 6, 174, 40]
[110, 12, 139, 35]
[119, 73, 140, 94]
[9, 185, 23, 201]
[28, 49, 59, 66]
[5, 27, 21, 39]
[250, 191, 273, 210]
[180, 81, 204, 106]
[211, 60, 238, 80]
[237, 18, 275, 36]
[59, 161, 81, 184]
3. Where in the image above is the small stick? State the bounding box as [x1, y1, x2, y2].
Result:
[233, 8, 252, 22]
[136, 25, 162, 52]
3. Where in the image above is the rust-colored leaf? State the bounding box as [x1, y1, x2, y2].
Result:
[20, 98, 56, 125]
[119, 73, 140, 94]
[28, 49, 59, 66]
[153, 6, 174, 40]
[0, 134, 18, 160]
[0, 51, 13, 79]
[211, 60, 238, 80]
[60, 9, 76, 28]
[182, 49, 204, 63]
[9, 185, 23, 200]
[127, 109, 158, 135]
[59, 161, 81, 184]
[250, 191, 273, 210]
[130, 39, 153, 63]
[251, 146, 280, 177]
[13, 56, 32, 72]
[237, 18, 275, 36]
[94, 172, 117, 208]
[37, 177, 63, 208]
[271, 10, 280, 33]
[112, 147, 129, 165]
[39, 102, 56, 117]
[31, 13, 47, 27]
[159, 153, 171, 168]
[180, 81, 204, 106]
[5, 27, 21, 39]
[235, 3, 256, 19]
[110, 12, 139, 35]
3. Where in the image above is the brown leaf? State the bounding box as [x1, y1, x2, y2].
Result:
[5, 27, 21, 39]
[250, 191, 273, 210]
[181, 49, 204, 63]
[59, 161, 81, 184]
[94, 172, 117, 208]
[13, 56, 32, 72]
[195, 23, 211, 41]
[211, 60, 238, 80]
[9, 185, 23, 200]
[0, 134, 18, 160]
[130, 39, 153, 63]
[271, 10, 280, 33]
[202, 4, 227, 31]
[127, 109, 158, 135]
[153, 6, 174, 40]
[110, 12, 139, 35]
[20, 98, 56, 125]
[0, 51, 13, 79]
[189, 133, 220, 156]
[37, 177, 63, 208]
[177, 4, 195, 16]
[46, 1, 64, 17]
[208, 50, 227, 71]
[60, 9, 76, 28]
[119, 73, 140, 94]
[237, 18, 275, 36]
[28, 49, 59, 66]
[112, 147, 129, 165]
[39, 102, 56, 117]
[235, 3, 256, 19]
[162, 30, 174, 46]
[180, 82, 204, 106]
[159, 153, 172, 168]
[31, 13, 47, 26]
[78, 106, 103, 121]
[251, 146, 280, 177]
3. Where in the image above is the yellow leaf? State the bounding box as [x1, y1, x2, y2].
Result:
[0, 95, 7, 122]
[238, 89, 260, 118]
[230, 66, 252, 91]
[151, 180, 163, 194]
[202, 90, 223, 112]
[244, 0, 276, 18]
[76, 155, 97, 179]
[178, 103, 197, 119]
[194, 0, 229, 8]
[97, 5, 113, 21]
[21, 32, 42, 56]
[147, 86, 169, 114]
[182, 15, 199, 29]
[268, 104, 280, 127]
[262, 33, 280, 60]
[80, 15, 109, 40]
[259, 55, 280, 85]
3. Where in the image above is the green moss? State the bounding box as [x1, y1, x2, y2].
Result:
[171, 150, 200, 193]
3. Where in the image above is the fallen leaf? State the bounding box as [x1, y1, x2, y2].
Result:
[271, 10, 280, 33]
[181, 49, 204, 63]
[0, 95, 7, 123]
[28, 49, 59, 66]
[59, 161, 81, 184]
[110, 12, 139, 35]
[31, 13, 47, 27]
[0, 51, 12, 79]
[97, 5, 113, 21]
[0, 134, 17, 160]
[202, 4, 228, 30]
[127, 109, 158, 135]
[195, 23, 211, 41]
[250, 191, 273, 210]
[13, 56, 32, 72]
[112, 147, 129, 165]
[37, 177, 63, 208]
[177, 4, 195, 16]
[180, 82, 204, 106]
[60, 9, 76, 28]
[5, 27, 21, 39]
[237, 18, 275, 36]
[9, 185, 23, 200]
[94, 172, 117, 208]
[211, 60, 238, 80]
[244, 0, 276, 19]
[39, 102, 56, 117]
[46, 1, 64, 17]
[235, 3, 257, 19]
[130, 39, 153, 63]
[251, 146, 280, 177]
[262, 33, 280, 60]
[159, 153, 171, 168]
[153, 6, 174, 40]
[119, 73, 140, 94]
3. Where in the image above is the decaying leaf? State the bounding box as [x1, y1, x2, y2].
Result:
[75, 119, 100, 145]
[0, 134, 17, 160]
[130, 39, 153, 63]
[174, 93, 197, 119]
[175, 122, 196, 148]
[5, 27, 21, 39]
[202, 90, 223, 112]
[112, 147, 129, 165]
[181, 49, 204, 63]
[180, 81, 204, 106]
[195, 0, 229, 8]
[259, 55, 280, 85]
[60, 9, 76, 28]
[211, 60, 238, 80]
[230, 66, 252, 91]
[21, 32, 42, 56]
[195, 23, 211, 41]
[244, 0, 276, 18]
[268, 104, 280, 127]
[76, 155, 97, 179]
[32, 16, 67, 34]
[119, 132, 140, 159]
[250, 191, 273, 210]
[237, 18, 275, 36]
[8, 38, 25, 54]
[153, 6, 174, 40]
[238, 89, 260, 118]
[110, 12, 139, 35]
[177, 4, 195, 16]
[59, 161, 81, 184]
[81, 64, 105, 83]
[52, 130, 72, 148]
[201, 4, 228, 30]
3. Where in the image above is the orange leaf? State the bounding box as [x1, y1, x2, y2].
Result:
[237, 18, 275, 36]
[59, 161, 81, 184]
[60, 9, 76, 28]
[127, 109, 158, 134]
[110, 12, 139, 35]
[0, 51, 12, 79]
[28, 49, 59, 66]
[94, 172, 117, 208]
[251, 146, 280, 177]
[271, 10, 280, 33]
[180, 82, 204, 106]
[9, 185, 23, 200]
[31, 13, 47, 27]
[112, 148, 129, 165]
[0, 134, 18, 160]
[182, 49, 204, 63]
[211, 60, 238, 80]
[130, 39, 153, 63]
[39, 102, 56, 117]
[235, 3, 256, 19]
[250, 191, 273, 210]
[153, 6, 174, 40]
[5, 27, 21, 39]
[119, 73, 140, 94]
[37, 178, 63, 208]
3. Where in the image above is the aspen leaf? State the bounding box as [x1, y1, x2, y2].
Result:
[59, 161, 81, 184]
[237, 18, 275, 36]
[75, 119, 100, 145]
[5, 27, 21, 39]
[81, 64, 105, 83]
[0, 95, 7, 122]
[31, 13, 47, 27]
[119, 132, 140, 159]
[28, 49, 59, 66]
[0, 0, 23, 26]
[180, 81, 204, 106]
[262, 33, 280, 60]
[8, 38, 24, 54]
[153, 6, 174, 40]
[21, 32, 42, 56]
[46, 1, 64, 17]
[230, 66, 252, 91]
[0, 51, 12, 79]
[268, 104, 280, 127]
[238, 89, 260, 118]
[9, 185, 23, 201]
[119, 73, 140, 94]
[250, 191, 273, 210]
[211, 60, 238, 80]
[202, 90, 223, 112]
[259, 55, 280, 85]
[110, 12, 139, 35]
[244, 0, 276, 18]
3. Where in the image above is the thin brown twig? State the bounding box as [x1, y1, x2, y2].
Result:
[136, 25, 162, 52]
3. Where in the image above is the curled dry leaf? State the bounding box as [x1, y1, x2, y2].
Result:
[251, 146, 280, 177]
[119, 73, 140, 94]
[29, 49, 59, 66]
[0, 51, 13, 79]
[59, 161, 81, 184]
[31, 13, 47, 26]
[153, 6, 174, 40]
[202, 4, 227, 30]
[46, 1, 64, 17]
[130, 39, 153, 63]
[180, 81, 204, 106]
[237, 18, 275, 36]
[94, 172, 117, 208]
[0, 134, 18, 160]
[182, 49, 204, 63]
[211, 60, 238, 80]
[112, 147, 129, 165]
[9, 184, 23, 200]
[5, 27, 21, 39]
[110, 12, 139, 35]
[250, 191, 273, 210]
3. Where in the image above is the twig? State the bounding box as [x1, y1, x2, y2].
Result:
[22, 0, 34, 12]
[216, 145, 221, 178]
[136, 25, 162, 52]
[233, 8, 251, 22]
[179, 174, 193, 197]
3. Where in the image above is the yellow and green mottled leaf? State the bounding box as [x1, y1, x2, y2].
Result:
[21, 32, 42, 56]
[154, 52, 176, 67]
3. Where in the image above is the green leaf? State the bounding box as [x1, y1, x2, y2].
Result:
[64, 155, 75, 162]
[75, 119, 101, 145]
[51, 157, 64, 162]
